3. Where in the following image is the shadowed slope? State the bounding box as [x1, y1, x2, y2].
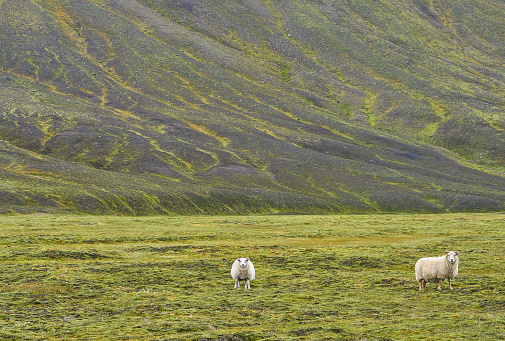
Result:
[1, 0, 505, 214]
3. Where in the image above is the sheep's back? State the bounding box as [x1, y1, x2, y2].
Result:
[230, 261, 242, 279]
[415, 256, 457, 281]
[247, 262, 255, 281]
[415, 256, 443, 280]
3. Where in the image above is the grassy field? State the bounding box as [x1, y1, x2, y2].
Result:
[0, 213, 504, 340]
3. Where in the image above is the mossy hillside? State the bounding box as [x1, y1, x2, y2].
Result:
[1, 0, 505, 213]
[270, 0, 505, 145]
[0, 213, 504, 340]
[1, 140, 371, 215]
[5, 127, 505, 215]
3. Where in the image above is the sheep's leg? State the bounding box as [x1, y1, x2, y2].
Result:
[448, 278, 452, 290]
[245, 279, 250, 289]
[422, 280, 426, 290]
[438, 279, 442, 290]
[234, 279, 239, 288]
[418, 280, 423, 291]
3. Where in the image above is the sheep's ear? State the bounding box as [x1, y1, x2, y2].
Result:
[236, 258, 240, 261]
[455, 251, 459, 256]
[444, 250, 449, 254]
[246, 258, 250, 262]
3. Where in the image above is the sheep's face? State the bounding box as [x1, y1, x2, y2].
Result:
[444, 251, 459, 264]
[237, 258, 249, 268]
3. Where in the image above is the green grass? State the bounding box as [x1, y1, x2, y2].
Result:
[1, 213, 504, 340]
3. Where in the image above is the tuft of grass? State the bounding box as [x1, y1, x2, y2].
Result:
[0, 282, 73, 295]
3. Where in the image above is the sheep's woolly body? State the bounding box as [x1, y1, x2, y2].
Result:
[231, 258, 255, 289]
[415, 251, 459, 291]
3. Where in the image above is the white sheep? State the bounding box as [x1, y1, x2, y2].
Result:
[231, 257, 255, 289]
[415, 250, 459, 291]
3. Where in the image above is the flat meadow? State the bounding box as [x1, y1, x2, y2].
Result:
[0, 213, 504, 340]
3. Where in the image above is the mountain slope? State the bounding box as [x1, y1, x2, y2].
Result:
[1, 0, 505, 214]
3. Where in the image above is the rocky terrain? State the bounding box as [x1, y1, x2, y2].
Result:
[1, 0, 505, 214]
